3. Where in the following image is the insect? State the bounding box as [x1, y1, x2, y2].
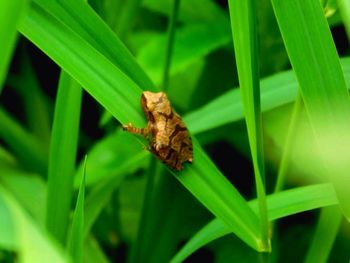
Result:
[123, 91, 193, 171]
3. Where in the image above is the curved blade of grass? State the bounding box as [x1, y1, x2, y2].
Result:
[305, 205, 342, 263]
[0, 186, 68, 262]
[228, 0, 269, 250]
[171, 183, 338, 262]
[185, 57, 350, 135]
[19, 2, 145, 127]
[46, 71, 82, 245]
[20, 1, 262, 250]
[35, 0, 156, 91]
[271, 0, 350, 220]
[67, 156, 86, 263]
[0, 0, 28, 93]
[0, 107, 48, 174]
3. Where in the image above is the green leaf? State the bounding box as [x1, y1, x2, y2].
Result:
[0, 186, 69, 262]
[46, 71, 82, 244]
[0, 166, 46, 227]
[228, 0, 269, 250]
[20, 0, 261, 250]
[0, 0, 28, 93]
[185, 57, 350, 135]
[74, 130, 149, 188]
[271, 0, 350, 220]
[19, 2, 145, 127]
[171, 183, 338, 262]
[305, 206, 342, 263]
[0, 107, 48, 174]
[137, 19, 231, 85]
[36, 0, 156, 91]
[67, 156, 86, 263]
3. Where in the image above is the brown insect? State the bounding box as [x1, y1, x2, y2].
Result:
[123, 91, 193, 171]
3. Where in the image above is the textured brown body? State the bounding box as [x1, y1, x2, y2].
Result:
[123, 91, 193, 170]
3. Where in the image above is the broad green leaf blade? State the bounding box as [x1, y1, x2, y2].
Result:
[171, 183, 338, 262]
[271, 0, 350, 220]
[35, 0, 156, 91]
[185, 57, 350, 134]
[0, 0, 28, 93]
[0, 107, 48, 174]
[46, 72, 82, 244]
[20, 0, 261, 250]
[67, 157, 86, 263]
[305, 206, 342, 263]
[228, 0, 269, 250]
[19, 2, 145, 127]
[0, 186, 68, 263]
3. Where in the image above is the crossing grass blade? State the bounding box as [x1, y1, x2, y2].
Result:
[171, 183, 338, 262]
[185, 58, 350, 134]
[271, 0, 350, 220]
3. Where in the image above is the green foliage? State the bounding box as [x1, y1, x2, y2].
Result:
[0, 0, 349, 262]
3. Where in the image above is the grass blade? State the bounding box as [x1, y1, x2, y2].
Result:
[171, 183, 337, 262]
[67, 156, 86, 263]
[271, 0, 350, 220]
[185, 58, 350, 134]
[0, 0, 28, 93]
[46, 71, 82, 244]
[20, 1, 261, 250]
[305, 206, 342, 263]
[228, 0, 269, 250]
[0, 107, 48, 174]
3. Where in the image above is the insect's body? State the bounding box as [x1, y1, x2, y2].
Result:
[123, 91, 193, 171]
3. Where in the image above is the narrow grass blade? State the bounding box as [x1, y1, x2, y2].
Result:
[67, 156, 86, 263]
[162, 0, 181, 91]
[0, 107, 48, 174]
[171, 183, 337, 262]
[271, 0, 350, 220]
[185, 58, 350, 134]
[0, 186, 68, 263]
[228, 0, 269, 250]
[305, 206, 342, 263]
[0, 0, 28, 93]
[46, 71, 82, 244]
[8, 50, 51, 144]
